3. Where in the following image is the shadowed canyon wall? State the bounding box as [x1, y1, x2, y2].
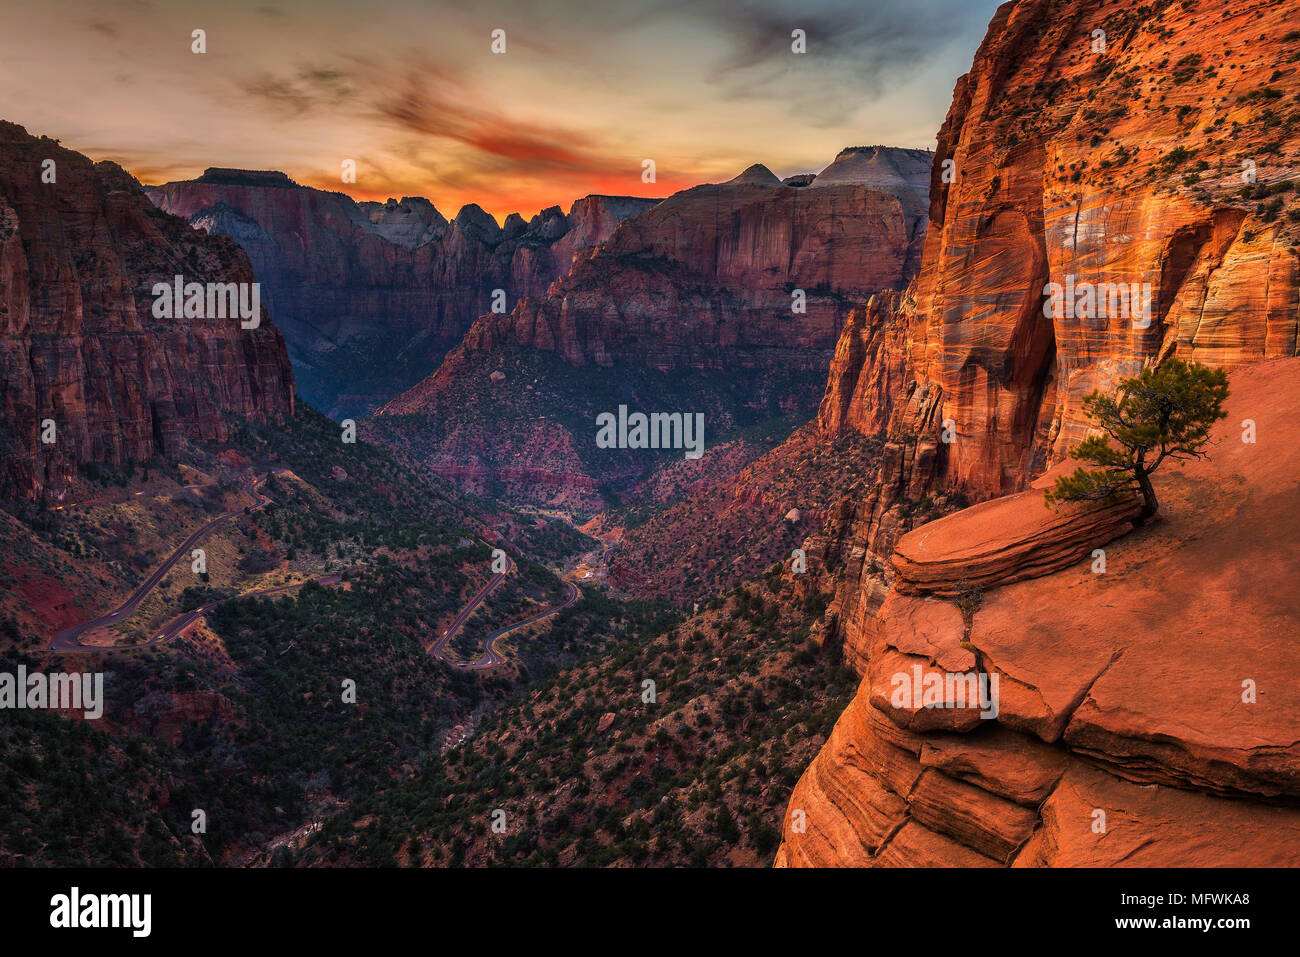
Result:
[0, 123, 295, 502]
[370, 148, 933, 509]
[148, 172, 658, 418]
[396, 147, 932, 383]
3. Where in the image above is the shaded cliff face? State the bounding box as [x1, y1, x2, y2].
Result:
[780, 0, 1300, 868]
[0, 123, 294, 501]
[370, 150, 932, 508]
[410, 149, 931, 376]
[147, 171, 658, 417]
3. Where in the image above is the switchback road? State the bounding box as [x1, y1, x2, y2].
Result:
[51, 474, 275, 651]
[51, 475, 581, 667]
[429, 553, 581, 670]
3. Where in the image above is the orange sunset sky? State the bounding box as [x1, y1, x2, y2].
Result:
[0, 0, 999, 221]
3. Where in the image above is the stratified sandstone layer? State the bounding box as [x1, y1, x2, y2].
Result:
[803, 0, 1300, 688]
[369, 151, 931, 508]
[148, 172, 657, 417]
[890, 487, 1141, 597]
[386, 151, 931, 394]
[0, 123, 295, 501]
[911, 0, 1300, 499]
[780, 357, 1300, 867]
[783, 0, 1300, 867]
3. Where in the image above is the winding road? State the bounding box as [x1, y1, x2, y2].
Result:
[120, 573, 344, 649]
[456, 580, 580, 669]
[50, 473, 276, 652]
[430, 512, 616, 669]
[426, 555, 512, 662]
[49, 473, 589, 669]
[427, 551, 582, 669]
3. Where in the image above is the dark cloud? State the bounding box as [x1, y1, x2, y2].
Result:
[683, 0, 997, 119]
[240, 74, 315, 114]
[86, 19, 119, 38]
[297, 66, 359, 103]
[238, 64, 359, 116]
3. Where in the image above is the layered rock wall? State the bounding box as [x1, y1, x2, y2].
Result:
[148, 172, 658, 416]
[427, 152, 931, 383]
[0, 123, 295, 501]
[783, 0, 1300, 867]
[809, 0, 1300, 669]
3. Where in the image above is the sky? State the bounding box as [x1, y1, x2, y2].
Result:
[0, 0, 1002, 221]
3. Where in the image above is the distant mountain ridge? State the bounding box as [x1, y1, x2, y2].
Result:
[369, 146, 933, 510]
[147, 173, 661, 417]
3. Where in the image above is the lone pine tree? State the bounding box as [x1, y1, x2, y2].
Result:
[1044, 358, 1230, 521]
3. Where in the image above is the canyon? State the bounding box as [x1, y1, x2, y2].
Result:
[148, 171, 658, 418]
[1, 0, 1298, 875]
[369, 146, 933, 510]
[0, 123, 295, 502]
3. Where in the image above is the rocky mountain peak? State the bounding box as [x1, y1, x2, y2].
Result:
[194, 167, 301, 189]
[454, 203, 504, 243]
[726, 163, 783, 186]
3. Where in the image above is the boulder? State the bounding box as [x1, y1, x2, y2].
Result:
[891, 488, 1142, 597]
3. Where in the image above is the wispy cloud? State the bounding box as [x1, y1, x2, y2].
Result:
[238, 64, 360, 117]
[0, 0, 1000, 218]
[688, 0, 990, 121]
[372, 61, 616, 175]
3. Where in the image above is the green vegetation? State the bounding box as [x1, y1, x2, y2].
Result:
[232, 400, 484, 531]
[301, 576, 851, 868]
[1045, 359, 1230, 520]
[511, 516, 595, 566]
[0, 553, 675, 865]
[0, 703, 199, 866]
[0, 396, 683, 865]
[607, 425, 885, 604]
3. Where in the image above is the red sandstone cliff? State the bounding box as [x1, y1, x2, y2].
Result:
[806, 0, 1300, 667]
[384, 148, 932, 408]
[780, 358, 1300, 867]
[779, 0, 1300, 867]
[147, 172, 658, 417]
[0, 123, 295, 501]
[367, 151, 932, 508]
